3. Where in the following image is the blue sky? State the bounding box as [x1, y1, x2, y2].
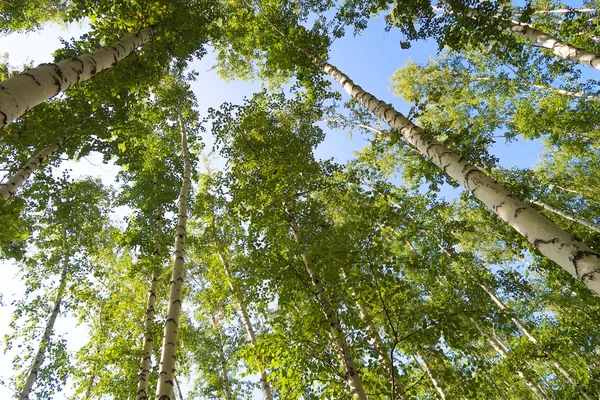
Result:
[0, 7, 573, 398]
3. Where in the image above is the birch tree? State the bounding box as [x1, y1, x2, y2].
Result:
[0, 28, 154, 130]
[155, 113, 194, 400]
[5, 176, 112, 398]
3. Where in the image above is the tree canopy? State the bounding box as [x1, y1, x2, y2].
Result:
[1, 0, 600, 399]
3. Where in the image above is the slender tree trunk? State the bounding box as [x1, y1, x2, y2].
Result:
[478, 282, 594, 400]
[156, 117, 191, 400]
[529, 199, 600, 234]
[0, 134, 70, 200]
[475, 322, 548, 399]
[355, 300, 404, 398]
[84, 371, 95, 400]
[413, 352, 446, 399]
[174, 376, 184, 400]
[341, 269, 404, 399]
[320, 61, 600, 295]
[471, 77, 600, 101]
[530, 8, 597, 14]
[462, 7, 600, 71]
[216, 250, 274, 400]
[216, 328, 234, 400]
[136, 207, 164, 400]
[286, 211, 368, 400]
[19, 257, 69, 400]
[0, 28, 154, 129]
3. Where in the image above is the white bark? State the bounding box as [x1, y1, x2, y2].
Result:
[321, 61, 600, 296]
[413, 352, 446, 399]
[462, 8, 600, 71]
[0, 134, 69, 200]
[478, 282, 594, 400]
[287, 212, 368, 400]
[156, 117, 191, 400]
[475, 323, 548, 399]
[471, 77, 600, 101]
[136, 208, 163, 400]
[217, 251, 274, 400]
[174, 376, 184, 400]
[0, 28, 154, 129]
[19, 258, 68, 400]
[355, 300, 403, 395]
[531, 8, 597, 15]
[529, 200, 600, 234]
[342, 269, 404, 399]
[522, 83, 600, 101]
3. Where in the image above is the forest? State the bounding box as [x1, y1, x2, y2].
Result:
[1, 0, 600, 398]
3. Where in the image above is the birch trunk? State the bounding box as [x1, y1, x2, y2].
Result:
[341, 270, 404, 399]
[462, 8, 600, 71]
[286, 212, 368, 400]
[217, 250, 274, 400]
[174, 376, 184, 400]
[471, 77, 600, 101]
[413, 352, 446, 399]
[136, 207, 163, 400]
[0, 28, 154, 129]
[478, 282, 594, 400]
[156, 117, 191, 400]
[0, 134, 70, 200]
[475, 323, 548, 399]
[530, 8, 597, 14]
[216, 328, 234, 400]
[320, 61, 600, 295]
[529, 199, 600, 234]
[19, 258, 69, 400]
[354, 300, 405, 398]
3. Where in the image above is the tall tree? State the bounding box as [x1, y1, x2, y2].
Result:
[155, 113, 194, 400]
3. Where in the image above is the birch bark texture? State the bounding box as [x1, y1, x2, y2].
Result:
[320, 61, 600, 296]
[136, 208, 163, 400]
[0, 28, 154, 129]
[0, 134, 70, 200]
[462, 8, 600, 71]
[216, 249, 274, 400]
[287, 212, 369, 400]
[19, 258, 69, 400]
[156, 117, 191, 400]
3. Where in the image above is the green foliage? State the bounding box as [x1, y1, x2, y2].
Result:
[1, 0, 600, 398]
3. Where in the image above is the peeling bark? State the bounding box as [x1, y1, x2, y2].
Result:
[0, 28, 154, 130]
[0, 134, 70, 200]
[136, 207, 163, 400]
[286, 211, 368, 400]
[320, 61, 600, 296]
[19, 257, 69, 400]
[156, 117, 191, 400]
